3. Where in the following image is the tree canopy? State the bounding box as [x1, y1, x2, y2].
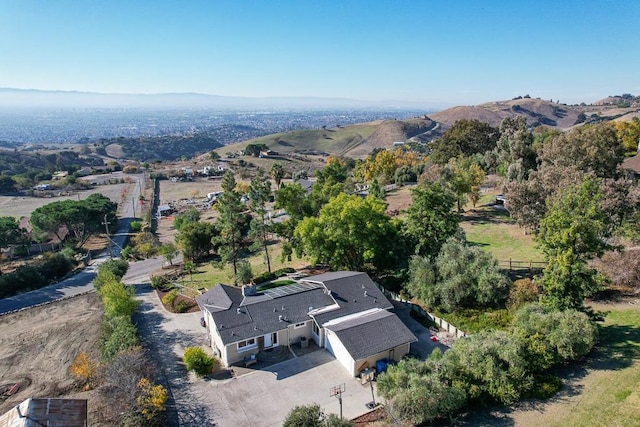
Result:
[30, 193, 117, 247]
[429, 119, 499, 164]
[406, 236, 511, 312]
[216, 172, 248, 282]
[537, 178, 610, 310]
[294, 193, 398, 271]
[404, 182, 460, 257]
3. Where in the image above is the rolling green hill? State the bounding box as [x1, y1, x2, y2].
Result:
[217, 117, 437, 160]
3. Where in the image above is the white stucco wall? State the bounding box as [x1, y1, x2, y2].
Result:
[324, 329, 356, 376]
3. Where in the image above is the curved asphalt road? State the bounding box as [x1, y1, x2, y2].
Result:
[0, 174, 145, 315]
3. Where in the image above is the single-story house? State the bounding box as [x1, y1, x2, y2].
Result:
[197, 271, 417, 377]
[296, 178, 313, 192]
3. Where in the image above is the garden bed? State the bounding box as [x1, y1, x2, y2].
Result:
[155, 288, 199, 314]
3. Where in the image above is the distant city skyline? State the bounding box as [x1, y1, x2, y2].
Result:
[2, 1, 639, 106]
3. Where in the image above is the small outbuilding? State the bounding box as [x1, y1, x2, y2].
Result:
[0, 398, 87, 427]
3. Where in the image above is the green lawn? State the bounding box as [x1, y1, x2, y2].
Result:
[544, 308, 640, 426]
[460, 206, 544, 263]
[179, 242, 309, 292]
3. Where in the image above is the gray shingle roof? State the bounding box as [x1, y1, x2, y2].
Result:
[197, 284, 334, 345]
[325, 310, 417, 361]
[304, 272, 393, 325]
[197, 272, 397, 351]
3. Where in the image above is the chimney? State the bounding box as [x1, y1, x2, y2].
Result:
[242, 282, 258, 296]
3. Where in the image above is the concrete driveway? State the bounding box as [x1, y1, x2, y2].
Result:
[391, 301, 449, 358]
[200, 351, 379, 426]
[132, 284, 381, 426]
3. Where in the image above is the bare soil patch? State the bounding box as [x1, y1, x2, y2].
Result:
[384, 185, 413, 216]
[0, 293, 102, 415]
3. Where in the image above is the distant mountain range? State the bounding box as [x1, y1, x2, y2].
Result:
[0, 87, 444, 110]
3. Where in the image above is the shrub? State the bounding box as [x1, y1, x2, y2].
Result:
[99, 281, 139, 319]
[183, 347, 216, 376]
[236, 260, 253, 284]
[174, 300, 192, 313]
[98, 258, 130, 280]
[0, 266, 46, 299]
[150, 275, 170, 290]
[101, 315, 139, 360]
[252, 267, 296, 285]
[508, 278, 540, 311]
[137, 378, 168, 421]
[161, 289, 178, 307]
[130, 221, 142, 232]
[70, 351, 98, 388]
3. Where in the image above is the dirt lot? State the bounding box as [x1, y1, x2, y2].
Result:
[0, 293, 102, 415]
[0, 182, 129, 219]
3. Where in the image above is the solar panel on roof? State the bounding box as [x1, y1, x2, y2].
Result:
[263, 281, 324, 299]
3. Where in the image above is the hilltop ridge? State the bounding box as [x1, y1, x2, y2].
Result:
[219, 95, 640, 159]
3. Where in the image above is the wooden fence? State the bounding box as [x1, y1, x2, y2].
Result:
[374, 282, 468, 339]
[499, 259, 547, 274]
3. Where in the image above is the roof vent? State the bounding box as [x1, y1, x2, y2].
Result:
[364, 290, 368, 297]
[281, 305, 285, 311]
[254, 326, 257, 331]
[236, 308, 242, 314]
[308, 306, 313, 312]
[273, 308, 277, 312]
[279, 315, 283, 322]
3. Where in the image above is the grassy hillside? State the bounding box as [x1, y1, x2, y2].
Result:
[217, 122, 381, 158]
[217, 117, 436, 160]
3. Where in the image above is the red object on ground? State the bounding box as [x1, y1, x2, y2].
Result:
[430, 336, 438, 342]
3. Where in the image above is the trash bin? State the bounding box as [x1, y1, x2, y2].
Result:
[376, 359, 389, 374]
[300, 337, 309, 348]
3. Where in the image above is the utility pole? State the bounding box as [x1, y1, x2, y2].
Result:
[102, 214, 113, 259]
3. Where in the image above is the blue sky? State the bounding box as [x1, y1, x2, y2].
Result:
[1, 0, 639, 105]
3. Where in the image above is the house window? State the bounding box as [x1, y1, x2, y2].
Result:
[237, 338, 257, 352]
[312, 321, 319, 335]
[293, 322, 306, 329]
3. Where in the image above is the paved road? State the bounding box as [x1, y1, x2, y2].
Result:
[0, 174, 144, 315]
